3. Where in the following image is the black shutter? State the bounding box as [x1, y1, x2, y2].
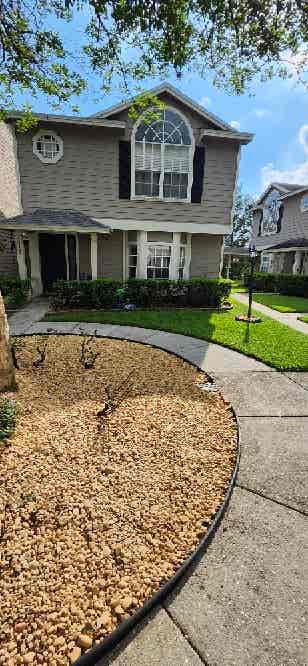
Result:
[119, 141, 131, 199]
[258, 211, 263, 236]
[191, 146, 205, 203]
[276, 204, 284, 233]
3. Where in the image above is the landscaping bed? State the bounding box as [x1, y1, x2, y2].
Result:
[0, 335, 237, 666]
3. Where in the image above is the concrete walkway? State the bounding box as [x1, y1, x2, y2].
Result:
[8, 301, 308, 665]
[233, 291, 308, 334]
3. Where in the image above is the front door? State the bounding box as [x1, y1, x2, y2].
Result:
[39, 233, 67, 291]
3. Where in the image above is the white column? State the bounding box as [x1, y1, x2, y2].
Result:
[226, 254, 232, 279]
[29, 232, 43, 296]
[184, 234, 192, 279]
[137, 231, 147, 278]
[219, 237, 225, 277]
[90, 233, 98, 280]
[15, 232, 27, 280]
[293, 251, 302, 274]
[171, 232, 181, 280]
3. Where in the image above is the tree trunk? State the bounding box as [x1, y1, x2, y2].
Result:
[0, 289, 15, 392]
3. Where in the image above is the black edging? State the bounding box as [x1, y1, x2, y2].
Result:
[18, 331, 240, 666]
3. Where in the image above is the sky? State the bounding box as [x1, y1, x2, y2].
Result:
[15, 7, 308, 200]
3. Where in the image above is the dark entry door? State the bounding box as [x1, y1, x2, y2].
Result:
[39, 233, 67, 291]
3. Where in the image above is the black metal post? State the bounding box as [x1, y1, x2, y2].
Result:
[247, 252, 256, 321]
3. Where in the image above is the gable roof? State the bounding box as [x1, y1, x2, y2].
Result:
[280, 185, 308, 200]
[254, 181, 305, 208]
[92, 82, 236, 132]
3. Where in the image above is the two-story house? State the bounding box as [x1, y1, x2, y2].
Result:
[0, 83, 253, 295]
[251, 182, 308, 275]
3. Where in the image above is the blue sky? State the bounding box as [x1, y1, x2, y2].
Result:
[17, 8, 308, 199]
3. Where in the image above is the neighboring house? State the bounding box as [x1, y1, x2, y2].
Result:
[251, 182, 308, 275]
[0, 83, 253, 295]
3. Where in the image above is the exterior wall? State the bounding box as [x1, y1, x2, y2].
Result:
[252, 190, 308, 250]
[98, 231, 123, 279]
[0, 122, 21, 275]
[14, 116, 239, 230]
[78, 234, 91, 278]
[190, 234, 223, 277]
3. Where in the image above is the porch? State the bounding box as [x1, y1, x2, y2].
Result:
[261, 238, 308, 275]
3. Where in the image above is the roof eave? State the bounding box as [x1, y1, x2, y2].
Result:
[0, 222, 111, 234]
[6, 112, 126, 131]
[202, 129, 254, 145]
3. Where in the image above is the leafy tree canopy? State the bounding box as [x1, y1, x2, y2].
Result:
[0, 0, 307, 129]
[226, 186, 255, 247]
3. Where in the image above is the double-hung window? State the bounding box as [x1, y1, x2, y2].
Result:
[147, 245, 171, 279]
[133, 108, 193, 202]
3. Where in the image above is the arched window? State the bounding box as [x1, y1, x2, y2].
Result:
[132, 108, 194, 202]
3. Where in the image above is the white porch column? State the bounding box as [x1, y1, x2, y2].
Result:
[293, 251, 302, 274]
[226, 254, 232, 279]
[29, 232, 43, 296]
[122, 231, 128, 281]
[137, 231, 147, 278]
[15, 232, 27, 280]
[170, 232, 181, 280]
[90, 233, 98, 280]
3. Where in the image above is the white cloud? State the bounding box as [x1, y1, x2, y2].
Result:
[230, 120, 241, 130]
[199, 95, 211, 108]
[260, 124, 308, 190]
[254, 109, 271, 118]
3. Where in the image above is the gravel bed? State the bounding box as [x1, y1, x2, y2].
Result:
[0, 335, 237, 665]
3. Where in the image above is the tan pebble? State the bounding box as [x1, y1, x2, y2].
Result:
[54, 636, 66, 647]
[23, 654, 35, 665]
[77, 634, 92, 650]
[99, 611, 111, 628]
[110, 595, 121, 609]
[114, 605, 124, 617]
[121, 596, 133, 611]
[69, 647, 81, 663]
[15, 622, 27, 634]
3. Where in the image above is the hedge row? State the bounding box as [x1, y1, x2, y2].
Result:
[51, 278, 232, 310]
[0, 276, 31, 308]
[243, 272, 308, 297]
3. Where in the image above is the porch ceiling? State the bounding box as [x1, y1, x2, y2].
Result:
[0, 209, 111, 234]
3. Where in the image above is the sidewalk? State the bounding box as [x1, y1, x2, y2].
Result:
[7, 302, 308, 665]
[232, 291, 308, 334]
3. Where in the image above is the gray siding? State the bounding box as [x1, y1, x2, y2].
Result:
[0, 229, 18, 276]
[78, 234, 91, 277]
[98, 231, 123, 279]
[14, 114, 239, 230]
[252, 190, 308, 250]
[190, 234, 223, 277]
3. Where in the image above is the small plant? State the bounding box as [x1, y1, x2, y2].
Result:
[80, 336, 100, 369]
[0, 397, 19, 442]
[97, 370, 136, 424]
[33, 337, 48, 368]
[11, 337, 24, 370]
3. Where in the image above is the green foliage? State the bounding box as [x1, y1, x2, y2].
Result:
[226, 186, 255, 248]
[0, 1, 307, 123]
[0, 276, 30, 308]
[44, 300, 308, 371]
[50, 277, 231, 310]
[0, 397, 19, 441]
[244, 272, 308, 297]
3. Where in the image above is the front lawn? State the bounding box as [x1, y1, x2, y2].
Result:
[44, 300, 308, 371]
[252, 293, 308, 313]
[298, 315, 308, 324]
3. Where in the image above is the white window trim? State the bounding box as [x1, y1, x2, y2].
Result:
[33, 129, 63, 164]
[127, 231, 191, 280]
[300, 195, 308, 213]
[131, 106, 195, 203]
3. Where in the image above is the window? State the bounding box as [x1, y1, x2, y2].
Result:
[261, 190, 282, 235]
[33, 130, 63, 163]
[301, 194, 308, 212]
[260, 254, 270, 272]
[147, 245, 171, 279]
[132, 108, 193, 202]
[128, 243, 138, 278]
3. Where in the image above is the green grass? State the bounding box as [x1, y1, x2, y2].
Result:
[298, 315, 308, 324]
[43, 299, 308, 371]
[230, 279, 248, 293]
[252, 293, 308, 313]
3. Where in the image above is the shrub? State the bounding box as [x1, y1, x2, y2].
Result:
[50, 279, 122, 310]
[51, 277, 232, 310]
[243, 272, 308, 297]
[0, 397, 19, 441]
[0, 276, 31, 308]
